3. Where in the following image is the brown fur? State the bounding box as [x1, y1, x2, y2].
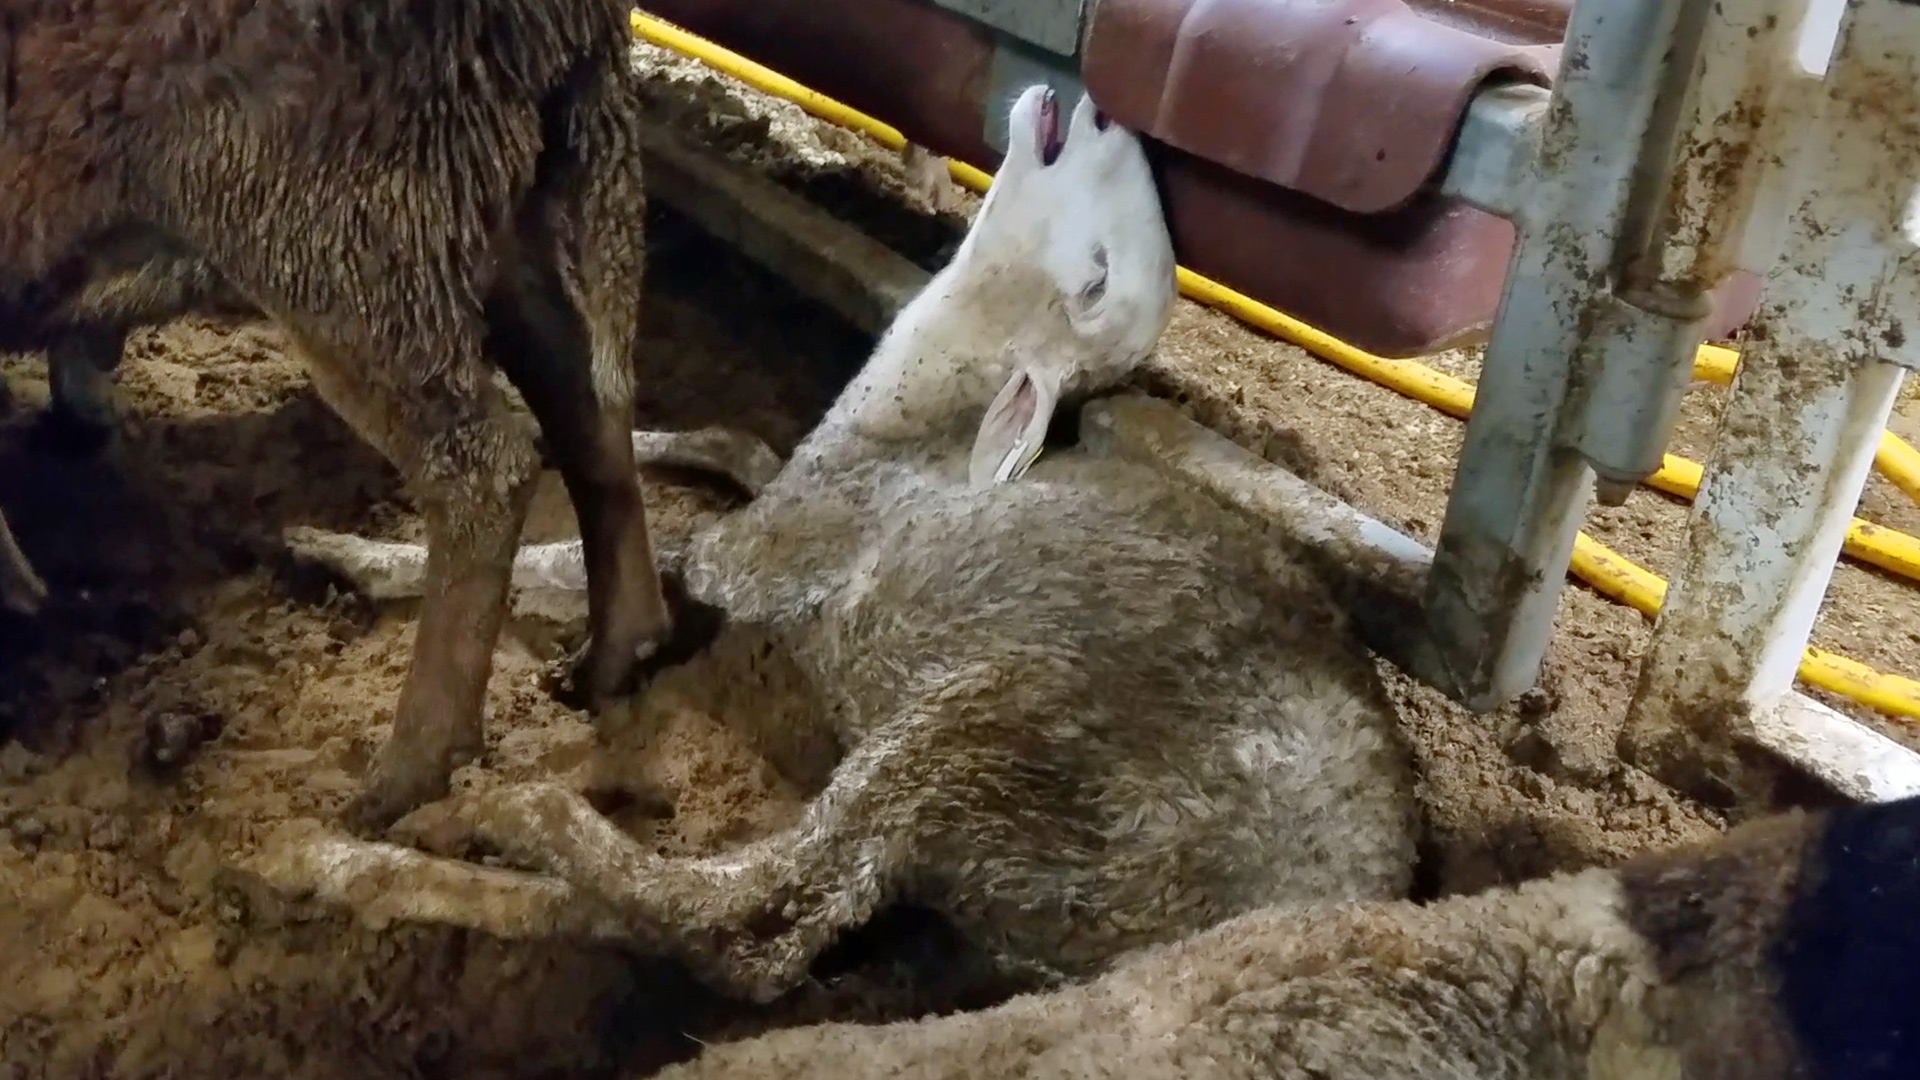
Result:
[1618, 812, 1819, 1080]
[0, 230, 249, 454]
[0, 1, 675, 826]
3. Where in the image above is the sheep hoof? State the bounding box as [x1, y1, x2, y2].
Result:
[344, 735, 478, 836]
[344, 780, 441, 838]
[636, 569, 728, 679]
[387, 799, 482, 859]
[545, 569, 727, 709]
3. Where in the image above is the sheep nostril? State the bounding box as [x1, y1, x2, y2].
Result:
[1094, 109, 1111, 131]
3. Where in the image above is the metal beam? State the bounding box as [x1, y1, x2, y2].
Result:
[922, 0, 1085, 57]
[1418, 0, 1805, 710]
[1621, 0, 1920, 805]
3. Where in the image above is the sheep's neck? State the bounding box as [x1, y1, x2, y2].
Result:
[788, 273, 1017, 478]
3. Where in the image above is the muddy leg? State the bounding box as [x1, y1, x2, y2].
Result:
[486, 279, 673, 704]
[36, 322, 126, 457]
[297, 344, 542, 831]
[628, 428, 785, 496]
[489, 109, 684, 704]
[223, 818, 633, 945]
[392, 721, 944, 1002]
[367, 434, 538, 827]
[286, 526, 588, 597]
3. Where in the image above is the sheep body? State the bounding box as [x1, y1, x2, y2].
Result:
[0, 1, 681, 825]
[656, 795, 1920, 1080]
[300, 88, 1420, 1001]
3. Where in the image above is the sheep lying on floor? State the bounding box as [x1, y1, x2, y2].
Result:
[280, 86, 1420, 1004]
[646, 791, 1920, 1079]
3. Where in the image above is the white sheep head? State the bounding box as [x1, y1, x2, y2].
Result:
[961, 84, 1178, 488]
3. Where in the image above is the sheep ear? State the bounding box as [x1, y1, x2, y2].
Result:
[968, 365, 1059, 489]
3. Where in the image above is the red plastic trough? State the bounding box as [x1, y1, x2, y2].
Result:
[638, 0, 1762, 357]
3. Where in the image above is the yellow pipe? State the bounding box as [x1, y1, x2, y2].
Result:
[1567, 533, 1920, 722]
[1182, 269, 1920, 586]
[630, 10, 1920, 723]
[633, 11, 1919, 509]
[1694, 342, 1920, 506]
[631, 13, 996, 194]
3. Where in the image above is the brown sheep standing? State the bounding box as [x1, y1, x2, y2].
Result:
[649, 790, 1920, 1080]
[0, 1, 678, 827]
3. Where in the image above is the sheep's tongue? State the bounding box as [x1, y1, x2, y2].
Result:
[968, 366, 1059, 489]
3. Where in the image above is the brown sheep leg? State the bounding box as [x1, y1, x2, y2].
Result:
[492, 78, 688, 706]
[38, 322, 125, 456]
[485, 256, 674, 705]
[42, 233, 247, 456]
[300, 345, 542, 831]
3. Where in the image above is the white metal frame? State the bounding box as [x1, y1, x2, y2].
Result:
[1619, 0, 1917, 801]
[1419, 0, 1920, 802]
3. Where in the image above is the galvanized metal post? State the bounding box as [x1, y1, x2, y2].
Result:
[1419, 0, 1805, 710]
[1622, 0, 1920, 804]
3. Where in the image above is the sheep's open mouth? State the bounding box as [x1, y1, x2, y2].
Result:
[1039, 88, 1063, 166]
